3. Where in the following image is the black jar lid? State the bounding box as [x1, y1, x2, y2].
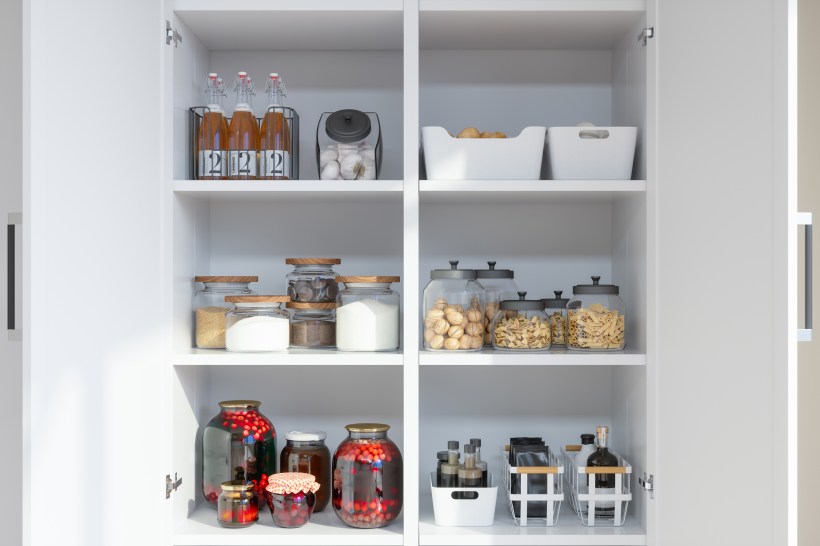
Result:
[437, 450, 449, 462]
[430, 260, 477, 280]
[500, 291, 546, 311]
[572, 276, 620, 295]
[325, 109, 372, 143]
[475, 260, 514, 279]
[580, 433, 595, 445]
[542, 290, 570, 309]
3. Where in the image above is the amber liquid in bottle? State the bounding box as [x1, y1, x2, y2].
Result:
[197, 74, 228, 180]
[228, 72, 258, 180]
[259, 73, 291, 180]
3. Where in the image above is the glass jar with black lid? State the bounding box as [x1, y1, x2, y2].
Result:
[422, 260, 485, 351]
[567, 276, 626, 351]
[475, 261, 519, 345]
[542, 290, 570, 347]
[491, 291, 551, 351]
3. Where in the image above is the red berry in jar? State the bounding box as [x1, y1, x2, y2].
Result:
[332, 423, 403, 529]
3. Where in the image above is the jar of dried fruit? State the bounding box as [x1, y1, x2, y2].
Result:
[285, 258, 340, 302]
[332, 423, 403, 528]
[491, 291, 551, 351]
[475, 261, 519, 345]
[422, 260, 485, 351]
[202, 400, 277, 506]
[542, 290, 570, 347]
[567, 276, 626, 351]
[193, 276, 258, 349]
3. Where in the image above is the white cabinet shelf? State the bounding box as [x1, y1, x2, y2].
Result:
[419, 348, 646, 366]
[174, 503, 404, 546]
[171, 348, 404, 366]
[419, 180, 646, 204]
[419, 496, 645, 546]
[173, 179, 404, 203]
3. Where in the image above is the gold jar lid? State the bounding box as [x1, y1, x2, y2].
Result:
[221, 480, 254, 492]
[346, 423, 390, 433]
[218, 400, 261, 409]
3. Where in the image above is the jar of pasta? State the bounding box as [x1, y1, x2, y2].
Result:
[475, 261, 518, 345]
[567, 277, 626, 351]
[542, 290, 570, 347]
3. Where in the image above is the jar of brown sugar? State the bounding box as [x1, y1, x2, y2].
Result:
[287, 302, 336, 348]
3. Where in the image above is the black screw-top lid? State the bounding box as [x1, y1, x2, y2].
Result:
[572, 275, 620, 295]
[500, 291, 546, 311]
[542, 290, 571, 309]
[580, 434, 595, 445]
[448, 440, 459, 450]
[470, 438, 482, 447]
[325, 109, 372, 143]
[464, 443, 475, 454]
[437, 450, 449, 462]
[431, 260, 478, 280]
[475, 260, 515, 279]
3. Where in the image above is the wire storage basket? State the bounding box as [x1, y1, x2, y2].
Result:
[189, 106, 299, 180]
[503, 445, 564, 527]
[562, 445, 632, 527]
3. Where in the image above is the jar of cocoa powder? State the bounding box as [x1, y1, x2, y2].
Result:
[286, 302, 336, 348]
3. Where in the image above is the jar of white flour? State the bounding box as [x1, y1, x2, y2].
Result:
[225, 296, 291, 352]
[335, 276, 400, 352]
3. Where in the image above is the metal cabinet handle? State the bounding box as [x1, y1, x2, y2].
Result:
[799, 212, 813, 342]
[7, 213, 21, 339]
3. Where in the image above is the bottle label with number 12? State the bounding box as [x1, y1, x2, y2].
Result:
[229, 150, 257, 177]
[198, 150, 226, 177]
[263, 150, 291, 178]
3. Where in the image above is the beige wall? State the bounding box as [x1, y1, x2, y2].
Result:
[799, 1, 820, 544]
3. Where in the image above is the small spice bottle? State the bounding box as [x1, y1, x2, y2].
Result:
[225, 296, 291, 352]
[193, 276, 258, 349]
[287, 302, 336, 348]
[264, 472, 320, 528]
[280, 431, 331, 511]
[542, 290, 570, 347]
[217, 480, 259, 528]
[285, 258, 341, 302]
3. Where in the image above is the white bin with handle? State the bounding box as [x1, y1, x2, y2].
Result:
[547, 126, 637, 180]
[430, 473, 498, 527]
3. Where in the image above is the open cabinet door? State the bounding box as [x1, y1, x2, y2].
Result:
[654, 1, 788, 545]
[25, 0, 165, 545]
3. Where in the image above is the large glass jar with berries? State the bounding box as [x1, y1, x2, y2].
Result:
[332, 423, 403, 528]
[422, 260, 485, 351]
[474, 261, 519, 345]
[202, 400, 277, 506]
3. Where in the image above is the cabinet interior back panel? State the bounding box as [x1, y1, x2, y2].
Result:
[418, 366, 613, 492]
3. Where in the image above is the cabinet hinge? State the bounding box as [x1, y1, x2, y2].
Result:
[165, 473, 182, 499]
[638, 27, 655, 46]
[639, 472, 654, 499]
[165, 21, 182, 47]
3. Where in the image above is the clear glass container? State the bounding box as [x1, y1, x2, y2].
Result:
[225, 296, 291, 352]
[542, 290, 570, 347]
[193, 276, 257, 349]
[202, 400, 277, 506]
[422, 260, 485, 351]
[287, 302, 336, 349]
[280, 431, 331, 512]
[332, 423, 403, 528]
[265, 472, 320, 528]
[218, 481, 259, 528]
[285, 258, 341, 303]
[475, 261, 519, 345]
[567, 276, 626, 351]
[491, 291, 551, 351]
[317, 109, 382, 180]
[336, 276, 401, 352]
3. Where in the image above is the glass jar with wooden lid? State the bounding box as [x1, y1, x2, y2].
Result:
[193, 276, 258, 349]
[336, 276, 400, 351]
[285, 258, 341, 303]
[286, 302, 336, 348]
[225, 296, 291, 352]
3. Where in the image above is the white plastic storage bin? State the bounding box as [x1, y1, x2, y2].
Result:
[422, 126, 546, 180]
[503, 446, 564, 527]
[561, 445, 632, 527]
[430, 473, 498, 527]
[547, 126, 637, 180]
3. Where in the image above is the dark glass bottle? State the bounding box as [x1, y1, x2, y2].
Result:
[440, 440, 459, 487]
[587, 425, 618, 513]
[470, 438, 488, 486]
[458, 443, 483, 488]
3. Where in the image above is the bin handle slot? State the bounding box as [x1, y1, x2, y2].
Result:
[578, 129, 610, 139]
[451, 491, 479, 500]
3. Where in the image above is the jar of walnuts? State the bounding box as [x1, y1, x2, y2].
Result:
[475, 261, 519, 345]
[422, 260, 485, 351]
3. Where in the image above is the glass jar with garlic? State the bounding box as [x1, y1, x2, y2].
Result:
[475, 261, 519, 345]
[491, 292, 551, 351]
[567, 276, 626, 351]
[422, 260, 485, 351]
[317, 109, 382, 180]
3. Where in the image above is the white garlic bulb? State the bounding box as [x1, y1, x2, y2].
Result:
[340, 154, 364, 180]
[320, 160, 341, 180]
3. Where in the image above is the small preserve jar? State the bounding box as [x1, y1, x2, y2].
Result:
[280, 431, 331, 512]
[202, 400, 277, 506]
[287, 302, 336, 348]
[225, 296, 291, 352]
[336, 276, 401, 352]
[265, 472, 320, 528]
[317, 109, 382, 180]
[542, 290, 570, 347]
[475, 261, 519, 345]
[194, 276, 258, 349]
[333, 423, 403, 528]
[422, 260, 485, 351]
[567, 276, 626, 351]
[285, 258, 340, 303]
[218, 481, 258, 528]
[491, 291, 551, 351]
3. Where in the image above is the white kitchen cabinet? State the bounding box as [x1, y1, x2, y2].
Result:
[21, 1, 791, 546]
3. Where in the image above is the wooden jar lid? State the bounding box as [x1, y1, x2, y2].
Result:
[336, 276, 400, 283]
[286, 302, 337, 309]
[194, 276, 258, 283]
[285, 258, 341, 265]
[225, 295, 290, 303]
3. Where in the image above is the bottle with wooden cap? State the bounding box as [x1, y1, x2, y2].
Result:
[336, 276, 401, 351]
[193, 276, 258, 349]
[458, 443, 483, 488]
[224, 296, 291, 352]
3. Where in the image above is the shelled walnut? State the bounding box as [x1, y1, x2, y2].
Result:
[567, 303, 625, 350]
[493, 314, 551, 350]
[423, 296, 484, 351]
